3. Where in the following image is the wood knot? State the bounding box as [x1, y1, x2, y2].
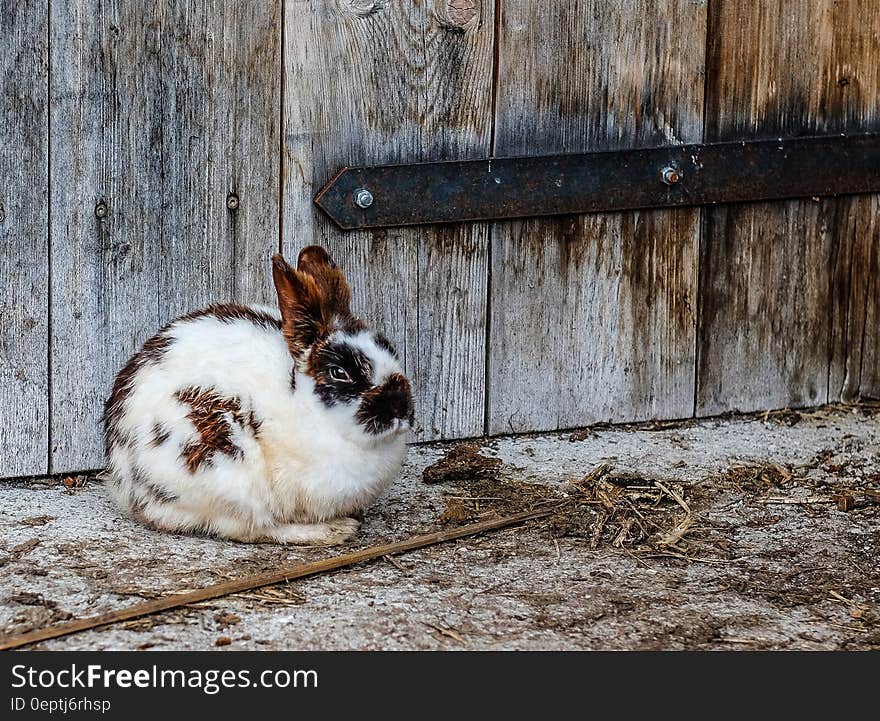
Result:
[436, 0, 480, 32]
[337, 0, 387, 18]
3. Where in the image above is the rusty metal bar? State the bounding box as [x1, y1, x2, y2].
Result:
[314, 133, 880, 230]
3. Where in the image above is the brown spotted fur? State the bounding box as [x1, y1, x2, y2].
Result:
[103, 334, 171, 454]
[103, 305, 278, 456]
[176, 387, 248, 473]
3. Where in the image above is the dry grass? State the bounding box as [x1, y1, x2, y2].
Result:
[427, 448, 699, 556]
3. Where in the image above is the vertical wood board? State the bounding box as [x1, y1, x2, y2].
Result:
[282, 0, 495, 440]
[50, 1, 282, 472]
[0, 2, 50, 477]
[698, 0, 880, 415]
[488, 0, 706, 434]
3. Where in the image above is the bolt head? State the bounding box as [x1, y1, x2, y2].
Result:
[661, 166, 681, 185]
[94, 201, 108, 219]
[354, 188, 374, 209]
[226, 193, 239, 211]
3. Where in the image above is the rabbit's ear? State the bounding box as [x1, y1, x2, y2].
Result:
[296, 245, 352, 318]
[272, 253, 330, 355]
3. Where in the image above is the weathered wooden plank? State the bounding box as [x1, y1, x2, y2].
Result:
[698, 0, 880, 415]
[50, 1, 281, 472]
[282, 0, 495, 440]
[698, 199, 840, 412]
[860, 233, 880, 398]
[487, 0, 705, 434]
[50, 2, 158, 474]
[0, 2, 49, 477]
[828, 195, 880, 401]
[156, 2, 282, 319]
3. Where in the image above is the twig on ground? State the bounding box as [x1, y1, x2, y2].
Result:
[423, 621, 466, 644]
[763, 496, 835, 505]
[0, 509, 549, 651]
[384, 555, 407, 572]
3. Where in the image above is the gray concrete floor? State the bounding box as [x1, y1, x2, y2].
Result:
[1, 404, 878, 650]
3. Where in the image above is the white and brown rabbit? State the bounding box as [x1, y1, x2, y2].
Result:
[103, 246, 413, 545]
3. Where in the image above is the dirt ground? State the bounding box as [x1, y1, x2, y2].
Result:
[1, 404, 878, 650]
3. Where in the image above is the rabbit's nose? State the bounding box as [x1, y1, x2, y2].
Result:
[356, 373, 414, 435]
[382, 373, 413, 420]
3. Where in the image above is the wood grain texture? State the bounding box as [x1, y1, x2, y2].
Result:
[829, 194, 880, 401]
[50, 1, 281, 472]
[282, 0, 495, 440]
[487, 0, 705, 434]
[860, 233, 880, 398]
[698, 0, 880, 415]
[0, 2, 49, 477]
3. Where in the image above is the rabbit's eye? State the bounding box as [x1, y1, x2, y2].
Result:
[329, 366, 351, 383]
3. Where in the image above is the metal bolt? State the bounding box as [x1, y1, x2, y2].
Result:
[661, 166, 681, 185]
[354, 188, 374, 209]
[94, 201, 108, 219]
[226, 193, 239, 211]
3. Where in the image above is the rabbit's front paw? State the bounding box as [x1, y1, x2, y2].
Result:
[263, 518, 361, 545]
[321, 517, 361, 545]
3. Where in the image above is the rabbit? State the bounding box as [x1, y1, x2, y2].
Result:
[102, 246, 413, 545]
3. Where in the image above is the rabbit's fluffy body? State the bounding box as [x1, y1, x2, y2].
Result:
[103, 248, 412, 545]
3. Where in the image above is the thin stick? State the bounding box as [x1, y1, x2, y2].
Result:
[0, 509, 548, 651]
[654, 480, 693, 547]
[763, 496, 835, 505]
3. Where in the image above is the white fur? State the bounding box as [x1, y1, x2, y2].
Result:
[105, 310, 409, 545]
[338, 331, 400, 385]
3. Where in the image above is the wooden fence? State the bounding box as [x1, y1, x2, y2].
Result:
[1, 0, 878, 478]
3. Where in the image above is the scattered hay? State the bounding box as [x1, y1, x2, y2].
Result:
[432, 449, 880, 563]
[760, 408, 803, 426]
[709, 463, 794, 494]
[704, 457, 880, 516]
[548, 465, 695, 552]
[118, 608, 199, 631]
[232, 585, 306, 607]
[434, 457, 698, 554]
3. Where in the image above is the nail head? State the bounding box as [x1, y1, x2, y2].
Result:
[661, 166, 681, 185]
[354, 188, 374, 209]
